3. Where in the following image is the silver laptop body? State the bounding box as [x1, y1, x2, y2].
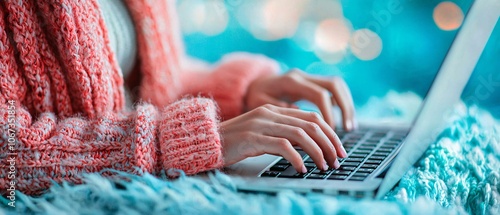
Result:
[222, 0, 499, 199]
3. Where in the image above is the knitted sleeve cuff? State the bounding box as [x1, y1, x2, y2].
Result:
[210, 52, 280, 119]
[157, 97, 224, 175]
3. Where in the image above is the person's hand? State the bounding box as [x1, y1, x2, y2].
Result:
[220, 104, 348, 173]
[245, 69, 356, 131]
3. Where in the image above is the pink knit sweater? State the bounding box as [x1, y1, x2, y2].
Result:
[0, 0, 279, 195]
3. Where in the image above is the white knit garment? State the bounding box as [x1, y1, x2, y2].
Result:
[99, 0, 137, 78]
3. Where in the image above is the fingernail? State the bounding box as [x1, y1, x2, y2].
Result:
[323, 162, 329, 171]
[346, 120, 353, 131]
[333, 159, 340, 169]
[341, 145, 348, 158]
[301, 165, 308, 173]
[291, 104, 299, 109]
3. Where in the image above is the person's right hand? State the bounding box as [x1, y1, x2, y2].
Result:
[220, 104, 347, 173]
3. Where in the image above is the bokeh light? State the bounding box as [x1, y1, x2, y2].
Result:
[433, 1, 464, 31]
[177, 0, 205, 34]
[350, 29, 383, 61]
[180, 0, 500, 118]
[251, 0, 308, 41]
[314, 49, 346, 64]
[315, 19, 351, 53]
[200, 0, 229, 36]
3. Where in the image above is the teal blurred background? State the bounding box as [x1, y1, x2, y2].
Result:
[177, 0, 499, 118]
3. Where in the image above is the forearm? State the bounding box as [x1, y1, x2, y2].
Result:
[179, 53, 280, 120]
[0, 98, 223, 195]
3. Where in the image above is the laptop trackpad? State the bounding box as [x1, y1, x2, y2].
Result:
[224, 154, 279, 177]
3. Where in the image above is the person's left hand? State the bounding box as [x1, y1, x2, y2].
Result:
[245, 69, 356, 131]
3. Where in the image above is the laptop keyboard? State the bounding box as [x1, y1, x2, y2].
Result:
[260, 129, 407, 181]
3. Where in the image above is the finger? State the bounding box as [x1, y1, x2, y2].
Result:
[262, 122, 331, 170]
[281, 76, 336, 129]
[268, 114, 342, 169]
[263, 105, 347, 159]
[259, 136, 306, 173]
[305, 76, 356, 131]
[255, 94, 295, 108]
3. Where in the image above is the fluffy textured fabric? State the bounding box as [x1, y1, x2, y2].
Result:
[0, 105, 498, 215]
[0, 0, 278, 195]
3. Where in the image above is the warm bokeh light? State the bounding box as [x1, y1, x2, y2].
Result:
[255, 0, 308, 41]
[433, 1, 464, 31]
[315, 19, 351, 53]
[177, 0, 205, 34]
[177, 0, 228, 36]
[314, 49, 346, 64]
[350, 29, 383, 61]
[200, 0, 229, 36]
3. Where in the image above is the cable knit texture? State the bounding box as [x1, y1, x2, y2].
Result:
[0, 0, 277, 195]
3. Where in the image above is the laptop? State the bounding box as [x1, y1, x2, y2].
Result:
[220, 0, 500, 198]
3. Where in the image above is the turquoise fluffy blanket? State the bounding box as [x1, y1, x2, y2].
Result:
[1, 107, 499, 215]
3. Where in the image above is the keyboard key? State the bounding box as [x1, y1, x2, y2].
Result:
[349, 176, 365, 181]
[296, 150, 308, 159]
[278, 166, 303, 178]
[358, 146, 375, 151]
[341, 162, 360, 167]
[328, 175, 347, 180]
[357, 168, 374, 173]
[354, 150, 372, 154]
[364, 159, 382, 164]
[277, 159, 290, 165]
[353, 172, 370, 177]
[279, 173, 306, 178]
[312, 169, 331, 175]
[370, 156, 386, 160]
[387, 139, 402, 144]
[350, 153, 368, 158]
[331, 170, 352, 175]
[361, 142, 378, 147]
[339, 166, 356, 171]
[345, 136, 363, 141]
[305, 163, 316, 169]
[367, 138, 382, 142]
[376, 148, 393, 153]
[270, 164, 289, 171]
[336, 131, 346, 138]
[344, 140, 358, 145]
[306, 166, 316, 173]
[364, 139, 380, 144]
[345, 157, 364, 162]
[370, 132, 386, 138]
[304, 157, 315, 163]
[307, 173, 327, 179]
[373, 152, 390, 157]
[361, 164, 379, 169]
[392, 133, 407, 138]
[261, 171, 280, 177]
